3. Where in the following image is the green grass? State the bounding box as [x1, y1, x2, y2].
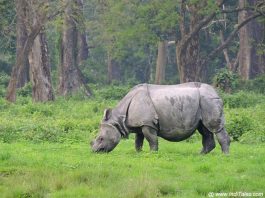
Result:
[0, 89, 265, 197]
[0, 140, 264, 197]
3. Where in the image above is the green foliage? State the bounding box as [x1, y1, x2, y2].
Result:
[92, 84, 131, 100]
[0, 60, 12, 74]
[0, 71, 9, 86]
[220, 91, 265, 108]
[239, 74, 265, 95]
[0, 95, 116, 143]
[225, 102, 265, 143]
[213, 68, 238, 93]
[240, 125, 265, 144]
[0, 0, 16, 55]
[0, 72, 9, 97]
[0, 85, 264, 144]
[226, 114, 252, 141]
[17, 82, 32, 97]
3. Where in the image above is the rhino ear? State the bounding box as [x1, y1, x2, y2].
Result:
[103, 108, 112, 121]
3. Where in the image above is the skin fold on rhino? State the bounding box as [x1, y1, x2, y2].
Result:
[91, 82, 230, 154]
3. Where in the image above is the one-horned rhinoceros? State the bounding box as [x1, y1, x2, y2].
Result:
[91, 82, 230, 154]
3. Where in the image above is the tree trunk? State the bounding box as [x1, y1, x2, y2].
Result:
[58, 0, 91, 96]
[220, 30, 239, 73]
[28, 31, 54, 102]
[238, 0, 265, 80]
[77, 32, 89, 65]
[15, 0, 30, 88]
[155, 40, 167, 84]
[6, 0, 61, 102]
[76, 0, 89, 66]
[107, 52, 121, 84]
[176, 3, 201, 83]
[176, 35, 200, 83]
[6, 22, 42, 102]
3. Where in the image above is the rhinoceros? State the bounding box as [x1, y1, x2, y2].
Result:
[91, 82, 230, 154]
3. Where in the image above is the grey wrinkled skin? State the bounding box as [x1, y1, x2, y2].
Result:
[91, 82, 230, 154]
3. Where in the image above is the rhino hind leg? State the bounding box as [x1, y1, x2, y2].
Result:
[197, 122, 216, 154]
[135, 133, 144, 152]
[215, 128, 230, 154]
[142, 126, 158, 151]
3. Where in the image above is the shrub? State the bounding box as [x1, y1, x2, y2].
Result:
[239, 74, 265, 94]
[0, 85, 6, 97]
[0, 72, 9, 97]
[0, 72, 10, 87]
[213, 68, 238, 93]
[226, 113, 253, 141]
[240, 125, 265, 144]
[220, 91, 265, 108]
[17, 82, 32, 97]
[94, 85, 130, 100]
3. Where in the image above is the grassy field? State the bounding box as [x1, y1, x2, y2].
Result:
[0, 140, 265, 198]
[0, 89, 265, 197]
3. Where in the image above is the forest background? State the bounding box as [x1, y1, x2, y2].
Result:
[0, 0, 265, 197]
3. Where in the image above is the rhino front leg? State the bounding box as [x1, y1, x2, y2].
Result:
[142, 126, 158, 151]
[135, 133, 144, 152]
[216, 128, 230, 154]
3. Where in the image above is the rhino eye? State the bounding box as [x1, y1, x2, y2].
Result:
[99, 136, 104, 142]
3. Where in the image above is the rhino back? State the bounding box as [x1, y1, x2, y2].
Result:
[113, 84, 146, 116]
[148, 85, 201, 135]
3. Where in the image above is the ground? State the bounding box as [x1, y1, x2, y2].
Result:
[0, 139, 264, 198]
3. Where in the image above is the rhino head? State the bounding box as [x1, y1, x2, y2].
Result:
[91, 109, 122, 152]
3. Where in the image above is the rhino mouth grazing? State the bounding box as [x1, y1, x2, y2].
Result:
[95, 147, 107, 152]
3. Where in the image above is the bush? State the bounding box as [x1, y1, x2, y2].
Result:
[240, 126, 265, 144]
[213, 68, 238, 93]
[17, 82, 32, 97]
[0, 98, 108, 143]
[239, 74, 265, 94]
[226, 113, 253, 141]
[93, 85, 131, 100]
[0, 72, 10, 87]
[0, 85, 6, 97]
[220, 91, 265, 108]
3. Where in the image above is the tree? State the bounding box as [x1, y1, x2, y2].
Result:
[58, 0, 91, 96]
[28, 30, 54, 102]
[6, 0, 63, 102]
[238, 0, 265, 80]
[106, 0, 263, 83]
[107, 51, 121, 83]
[15, 0, 30, 88]
[76, 0, 89, 66]
[23, 0, 54, 102]
[155, 40, 167, 84]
